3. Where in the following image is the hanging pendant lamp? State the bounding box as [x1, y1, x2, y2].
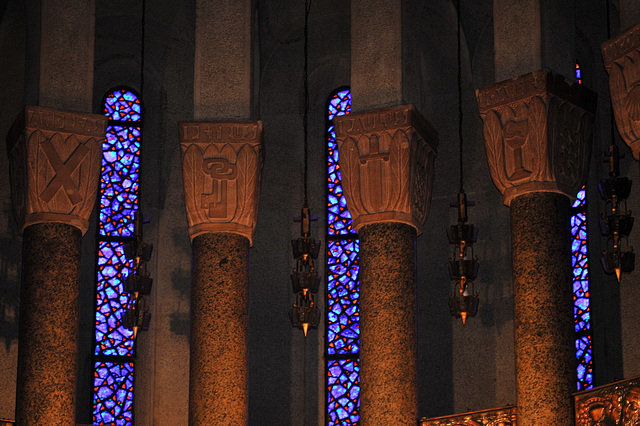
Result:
[448, 0, 480, 325]
[289, 0, 321, 337]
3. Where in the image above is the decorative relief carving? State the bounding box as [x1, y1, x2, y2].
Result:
[476, 69, 595, 206]
[334, 104, 438, 234]
[179, 120, 263, 245]
[575, 376, 640, 425]
[419, 406, 517, 426]
[6, 106, 106, 234]
[602, 21, 640, 160]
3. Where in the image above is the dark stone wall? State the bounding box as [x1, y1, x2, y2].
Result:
[0, 0, 24, 418]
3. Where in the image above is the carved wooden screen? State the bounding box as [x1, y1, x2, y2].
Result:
[92, 88, 142, 424]
[572, 63, 593, 391]
[326, 87, 360, 424]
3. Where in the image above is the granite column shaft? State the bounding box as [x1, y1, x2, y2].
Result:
[335, 104, 437, 425]
[190, 233, 249, 425]
[15, 223, 81, 425]
[511, 192, 575, 426]
[477, 70, 595, 426]
[358, 222, 417, 424]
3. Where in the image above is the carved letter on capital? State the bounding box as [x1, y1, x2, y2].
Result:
[602, 21, 640, 160]
[334, 104, 438, 234]
[179, 120, 263, 245]
[6, 106, 107, 234]
[476, 69, 595, 206]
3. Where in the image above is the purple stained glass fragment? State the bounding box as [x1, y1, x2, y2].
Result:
[327, 239, 360, 355]
[95, 241, 134, 356]
[571, 186, 592, 390]
[92, 361, 134, 425]
[327, 359, 360, 425]
[327, 88, 360, 423]
[104, 89, 142, 122]
[327, 89, 355, 236]
[94, 88, 142, 423]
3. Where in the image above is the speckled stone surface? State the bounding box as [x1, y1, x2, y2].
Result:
[190, 232, 249, 425]
[511, 192, 574, 426]
[16, 223, 81, 425]
[358, 222, 417, 425]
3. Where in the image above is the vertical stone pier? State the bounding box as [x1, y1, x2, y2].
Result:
[182, 3, 261, 423]
[346, 2, 438, 423]
[179, 120, 262, 425]
[8, 106, 105, 424]
[476, 70, 595, 425]
[335, 104, 437, 424]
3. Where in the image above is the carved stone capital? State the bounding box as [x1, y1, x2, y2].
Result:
[179, 120, 263, 245]
[602, 21, 640, 160]
[6, 106, 107, 235]
[476, 69, 595, 206]
[334, 104, 438, 235]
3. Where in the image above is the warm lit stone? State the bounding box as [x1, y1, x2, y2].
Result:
[334, 104, 437, 235]
[190, 233, 249, 426]
[476, 69, 595, 206]
[420, 406, 517, 425]
[179, 120, 263, 246]
[6, 106, 107, 235]
[602, 21, 640, 160]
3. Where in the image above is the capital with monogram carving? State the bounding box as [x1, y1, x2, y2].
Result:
[179, 120, 263, 245]
[476, 69, 596, 206]
[602, 21, 640, 160]
[6, 106, 107, 235]
[334, 104, 438, 235]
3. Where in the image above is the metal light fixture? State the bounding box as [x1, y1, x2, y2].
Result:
[123, 212, 153, 339]
[289, 0, 320, 337]
[289, 207, 321, 336]
[599, 144, 635, 282]
[448, 0, 480, 325]
[448, 192, 479, 325]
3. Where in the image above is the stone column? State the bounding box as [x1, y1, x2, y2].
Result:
[476, 69, 595, 426]
[335, 104, 437, 424]
[179, 121, 262, 425]
[7, 106, 105, 424]
[185, 2, 259, 424]
[602, 22, 640, 159]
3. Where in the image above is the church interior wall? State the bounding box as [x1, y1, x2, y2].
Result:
[1, 0, 640, 424]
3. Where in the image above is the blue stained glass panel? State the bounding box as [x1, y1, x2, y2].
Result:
[327, 359, 360, 425]
[99, 125, 141, 237]
[571, 186, 592, 390]
[93, 362, 134, 425]
[327, 239, 360, 355]
[104, 90, 142, 122]
[327, 88, 360, 423]
[328, 89, 354, 236]
[95, 241, 134, 356]
[94, 88, 142, 424]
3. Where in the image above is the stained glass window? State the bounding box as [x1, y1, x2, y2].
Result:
[572, 65, 593, 391]
[572, 187, 593, 390]
[326, 88, 360, 424]
[93, 88, 142, 424]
